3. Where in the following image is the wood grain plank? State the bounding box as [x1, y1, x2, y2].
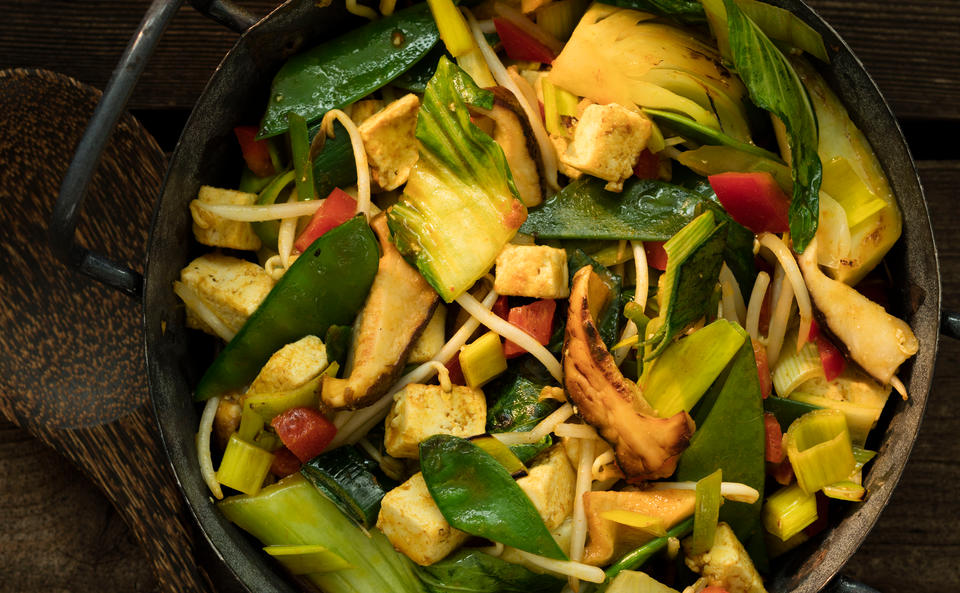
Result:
[0, 0, 957, 118]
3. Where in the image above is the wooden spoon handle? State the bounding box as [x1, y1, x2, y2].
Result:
[38, 406, 211, 593]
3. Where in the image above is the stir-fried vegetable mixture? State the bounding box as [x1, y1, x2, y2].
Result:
[178, 0, 919, 591]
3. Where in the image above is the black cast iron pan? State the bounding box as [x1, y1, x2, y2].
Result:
[50, 0, 959, 591]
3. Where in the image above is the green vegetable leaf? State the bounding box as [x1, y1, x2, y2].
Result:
[259, 3, 440, 137]
[520, 176, 703, 242]
[416, 549, 564, 593]
[676, 340, 766, 549]
[485, 371, 561, 462]
[597, 0, 706, 25]
[643, 108, 783, 163]
[388, 57, 526, 302]
[419, 435, 567, 560]
[723, 0, 822, 252]
[646, 212, 727, 359]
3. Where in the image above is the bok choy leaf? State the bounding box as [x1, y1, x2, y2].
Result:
[388, 57, 527, 302]
[722, 0, 822, 252]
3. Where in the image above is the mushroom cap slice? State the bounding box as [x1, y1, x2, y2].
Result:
[563, 266, 695, 482]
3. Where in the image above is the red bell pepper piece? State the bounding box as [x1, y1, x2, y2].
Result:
[764, 412, 785, 463]
[493, 295, 510, 320]
[444, 355, 466, 386]
[815, 334, 846, 381]
[632, 149, 660, 180]
[293, 188, 357, 252]
[270, 407, 337, 463]
[770, 457, 795, 486]
[503, 299, 557, 358]
[493, 18, 556, 63]
[269, 446, 302, 478]
[753, 339, 772, 399]
[234, 125, 275, 178]
[708, 171, 791, 234]
[643, 241, 669, 271]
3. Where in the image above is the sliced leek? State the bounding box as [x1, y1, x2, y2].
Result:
[772, 331, 822, 397]
[762, 483, 817, 541]
[822, 480, 865, 502]
[691, 469, 722, 555]
[785, 409, 856, 494]
[460, 331, 508, 388]
[264, 545, 352, 575]
[217, 433, 275, 496]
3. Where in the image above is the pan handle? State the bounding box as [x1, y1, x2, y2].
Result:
[942, 310, 960, 340]
[824, 575, 881, 593]
[49, 0, 260, 297]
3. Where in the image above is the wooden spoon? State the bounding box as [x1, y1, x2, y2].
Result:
[0, 68, 211, 593]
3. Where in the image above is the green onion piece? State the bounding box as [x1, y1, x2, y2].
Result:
[542, 79, 579, 138]
[762, 483, 817, 541]
[460, 332, 508, 388]
[822, 480, 865, 502]
[772, 332, 822, 397]
[288, 112, 316, 202]
[263, 544, 352, 575]
[242, 363, 338, 422]
[238, 408, 265, 443]
[427, 0, 475, 57]
[785, 409, 856, 494]
[217, 433, 275, 495]
[267, 137, 285, 174]
[604, 516, 694, 582]
[644, 108, 784, 163]
[239, 168, 278, 194]
[691, 468, 723, 555]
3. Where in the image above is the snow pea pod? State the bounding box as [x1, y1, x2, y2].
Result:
[419, 434, 567, 560]
[194, 216, 379, 401]
[258, 2, 440, 138]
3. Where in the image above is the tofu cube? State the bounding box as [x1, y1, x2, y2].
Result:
[179, 253, 275, 336]
[189, 186, 262, 250]
[377, 472, 469, 565]
[384, 384, 486, 459]
[248, 335, 328, 394]
[516, 445, 577, 529]
[359, 94, 420, 191]
[494, 244, 570, 299]
[407, 304, 447, 364]
[559, 103, 652, 192]
[683, 523, 768, 593]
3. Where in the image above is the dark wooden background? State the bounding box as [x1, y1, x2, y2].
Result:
[1, 0, 958, 591]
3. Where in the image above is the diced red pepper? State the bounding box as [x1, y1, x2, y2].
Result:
[493, 18, 556, 63]
[234, 125, 275, 178]
[708, 171, 791, 234]
[764, 412, 785, 463]
[770, 457, 795, 486]
[270, 407, 337, 463]
[269, 446, 302, 478]
[493, 295, 510, 320]
[815, 333, 846, 381]
[444, 355, 465, 386]
[803, 492, 830, 537]
[293, 188, 357, 252]
[503, 299, 557, 358]
[807, 317, 821, 342]
[753, 339, 772, 399]
[644, 241, 669, 271]
[632, 149, 661, 180]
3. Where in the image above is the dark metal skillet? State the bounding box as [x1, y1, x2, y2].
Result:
[50, 0, 957, 591]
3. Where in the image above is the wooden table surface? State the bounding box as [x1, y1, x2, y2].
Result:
[1, 0, 958, 591]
